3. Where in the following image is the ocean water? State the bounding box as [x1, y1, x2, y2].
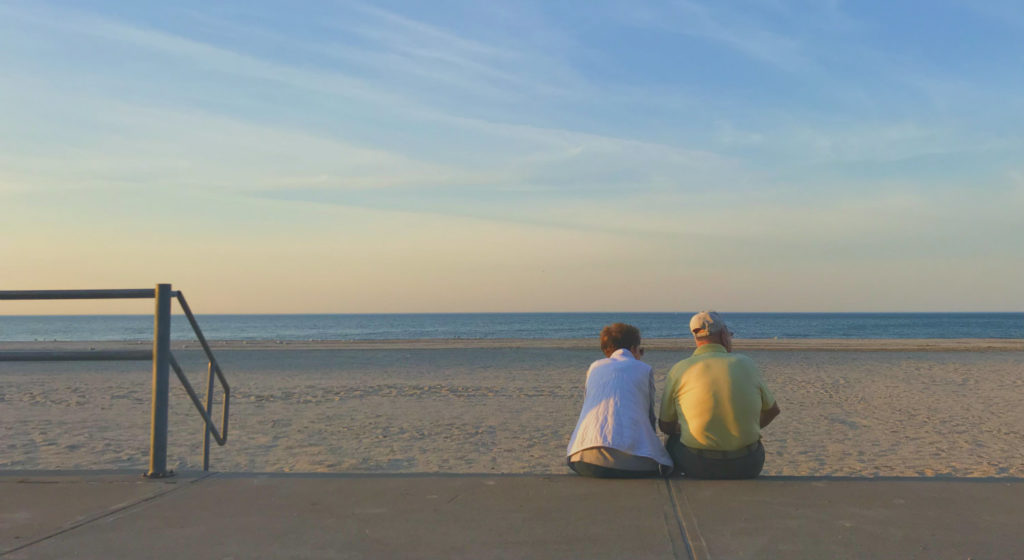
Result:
[0, 313, 1021, 342]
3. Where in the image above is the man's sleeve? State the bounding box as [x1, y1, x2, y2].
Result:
[760, 384, 776, 410]
[659, 368, 678, 422]
[648, 370, 658, 428]
[753, 363, 776, 410]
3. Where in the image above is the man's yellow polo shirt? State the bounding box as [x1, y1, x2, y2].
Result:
[660, 344, 776, 451]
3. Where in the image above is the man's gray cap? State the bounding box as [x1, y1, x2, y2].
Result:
[689, 310, 730, 337]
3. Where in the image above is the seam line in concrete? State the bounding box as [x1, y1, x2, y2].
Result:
[665, 480, 711, 560]
[661, 479, 692, 560]
[0, 472, 217, 558]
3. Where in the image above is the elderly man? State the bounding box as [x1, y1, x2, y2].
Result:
[659, 311, 780, 479]
[566, 323, 673, 478]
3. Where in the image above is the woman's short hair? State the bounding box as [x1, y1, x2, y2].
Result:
[600, 323, 641, 355]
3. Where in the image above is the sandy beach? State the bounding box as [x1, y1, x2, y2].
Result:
[2, 339, 1022, 477]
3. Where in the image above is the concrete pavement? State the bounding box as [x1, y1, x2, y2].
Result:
[2, 472, 1021, 559]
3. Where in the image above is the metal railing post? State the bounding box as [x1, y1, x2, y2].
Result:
[2, 286, 229, 475]
[203, 361, 214, 471]
[146, 283, 173, 478]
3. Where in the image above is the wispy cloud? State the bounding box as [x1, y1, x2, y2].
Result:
[0, 1, 741, 202]
[2, 0, 1022, 311]
[955, 0, 1024, 31]
[615, 0, 809, 71]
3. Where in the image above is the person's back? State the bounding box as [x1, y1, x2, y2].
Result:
[566, 323, 673, 478]
[667, 349, 767, 451]
[659, 311, 780, 479]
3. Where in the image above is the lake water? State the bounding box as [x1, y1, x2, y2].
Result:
[1, 312, 1021, 342]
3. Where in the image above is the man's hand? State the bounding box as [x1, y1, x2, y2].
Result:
[658, 419, 681, 435]
[760, 403, 781, 428]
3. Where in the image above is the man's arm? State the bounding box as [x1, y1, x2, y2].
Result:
[658, 367, 682, 435]
[759, 402, 781, 428]
[659, 419, 681, 435]
[648, 372, 658, 429]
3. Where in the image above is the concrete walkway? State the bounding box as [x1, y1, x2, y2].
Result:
[2, 472, 1021, 559]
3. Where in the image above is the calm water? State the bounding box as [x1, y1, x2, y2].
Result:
[0, 313, 1021, 342]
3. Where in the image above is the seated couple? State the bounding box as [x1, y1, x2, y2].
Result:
[566, 312, 781, 479]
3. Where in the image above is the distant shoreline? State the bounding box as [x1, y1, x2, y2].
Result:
[2, 338, 1021, 352]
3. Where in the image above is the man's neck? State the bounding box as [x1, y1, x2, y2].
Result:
[695, 339, 730, 352]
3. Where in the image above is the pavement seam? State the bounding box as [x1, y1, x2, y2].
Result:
[665, 479, 711, 560]
[0, 472, 217, 558]
[661, 479, 692, 560]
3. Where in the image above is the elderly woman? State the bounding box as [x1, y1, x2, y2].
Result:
[566, 323, 673, 478]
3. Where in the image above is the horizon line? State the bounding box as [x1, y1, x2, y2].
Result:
[3, 310, 1022, 317]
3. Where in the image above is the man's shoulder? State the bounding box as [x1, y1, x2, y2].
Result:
[670, 349, 729, 367]
[668, 355, 698, 370]
[714, 351, 760, 369]
[667, 354, 703, 377]
[669, 351, 758, 373]
[728, 351, 757, 364]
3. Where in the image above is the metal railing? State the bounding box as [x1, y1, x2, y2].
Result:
[0, 284, 230, 477]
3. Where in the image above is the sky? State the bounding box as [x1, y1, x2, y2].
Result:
[1, 0, 1022, 314]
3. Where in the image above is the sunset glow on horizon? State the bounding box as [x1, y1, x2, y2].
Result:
[2, 1, 1022, 314]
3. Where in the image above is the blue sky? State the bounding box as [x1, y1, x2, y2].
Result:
[1, 0, 1022, 313]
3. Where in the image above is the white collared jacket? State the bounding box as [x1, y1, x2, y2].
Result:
[566, 349, 673, 467]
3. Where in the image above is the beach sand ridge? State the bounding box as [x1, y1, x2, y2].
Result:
[2, 340, 1022, 477]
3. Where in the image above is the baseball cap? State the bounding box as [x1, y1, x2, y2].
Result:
[689, 310, 732, 338]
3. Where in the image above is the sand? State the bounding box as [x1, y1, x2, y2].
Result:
[1, 339, 1022, 477]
